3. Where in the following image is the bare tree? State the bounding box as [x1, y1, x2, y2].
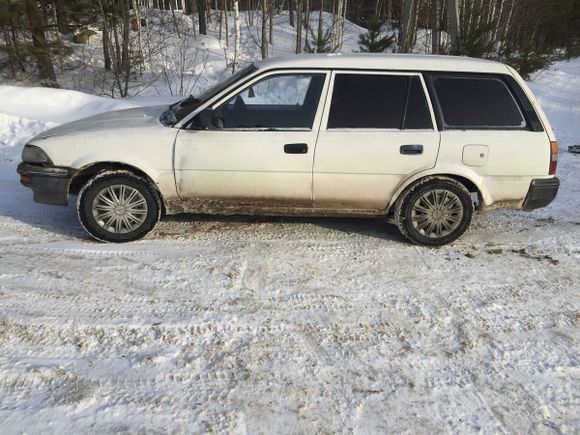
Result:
[295, 0, 302, 53]
[233, 0, 241, 71]
[224, 0, 229, 47]
[269, 0, 273, 44]
[170, 0, 182, 38]
[304, 0, 310, 32]
[336, 0, 347, 49]
[400, 0, 414, 53]
[99, 1, 112, 71]
[199, 0, 207, 34]
[24, 0, 59, 86]
[261, 0, 268, 58]
[159, 26, 209, 96]
[289, 0, 295, 27]
[429, 0, 440, 54]
[447, 0, 460, 53]
[185, 0, 194, 14]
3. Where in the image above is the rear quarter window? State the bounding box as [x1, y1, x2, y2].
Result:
[433, 76, 526, 129]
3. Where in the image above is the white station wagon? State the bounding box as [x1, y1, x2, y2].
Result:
[18, 54, 560, 245]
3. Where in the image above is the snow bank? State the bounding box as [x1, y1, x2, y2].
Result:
[528, 58, 580, 147]
[0, 85, 136, 124]
[0, 85, 136, 163]
[0, 86, 176, 165]
[0, 113, 54, 162]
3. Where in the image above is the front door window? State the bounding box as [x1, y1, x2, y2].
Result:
[212, 73, 326, 130]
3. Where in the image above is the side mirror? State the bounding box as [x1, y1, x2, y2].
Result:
[194, 108, 221, 130]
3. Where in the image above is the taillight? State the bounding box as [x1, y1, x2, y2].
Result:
[549, 140, 558, 175]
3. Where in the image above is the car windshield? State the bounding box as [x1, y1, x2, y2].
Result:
[160, 64, 258, 126]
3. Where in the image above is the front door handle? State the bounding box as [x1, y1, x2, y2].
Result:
[400, 144, 424, 155]
[284, 143, 308, 154]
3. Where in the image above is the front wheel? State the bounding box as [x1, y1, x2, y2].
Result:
[77, 170, 161, 243]
[395, 177, 474, 246]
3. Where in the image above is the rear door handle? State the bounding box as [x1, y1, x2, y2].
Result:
[284, 143, 308, 154]
[400, 144, 423, 155]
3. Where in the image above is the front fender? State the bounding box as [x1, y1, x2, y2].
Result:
[35, 125, 180, 201]
[70, 156, 179, 200]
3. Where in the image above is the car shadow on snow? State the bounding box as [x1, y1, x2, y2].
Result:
[154, 213, 404, 243]
[3, 186, 402, 243]
[0, 191, 88, 240]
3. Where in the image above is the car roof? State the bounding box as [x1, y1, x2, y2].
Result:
[255, 53, 510, 74]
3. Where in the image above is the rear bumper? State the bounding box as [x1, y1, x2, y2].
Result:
[522, 177, 560, 211]
[17, 162, 76, 206]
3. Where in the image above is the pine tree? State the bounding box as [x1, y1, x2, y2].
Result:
[358, 20, 394, 53]
[304, 6, 335, 53]
[304, 26, 334, 53]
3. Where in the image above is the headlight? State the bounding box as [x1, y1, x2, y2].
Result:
[22, 145, 52, 165]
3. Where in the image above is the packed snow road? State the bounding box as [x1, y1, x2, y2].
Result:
[1, 59, 580, 432]
[0, 151, 578, 433]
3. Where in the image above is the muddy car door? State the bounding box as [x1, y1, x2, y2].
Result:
[313, 71, 440, 211]
[173, 71, 330, 211]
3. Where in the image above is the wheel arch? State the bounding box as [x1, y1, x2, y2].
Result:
[388, 170, 489, 213]
[69, 162, 166, 214]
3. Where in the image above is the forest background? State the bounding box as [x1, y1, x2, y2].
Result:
[1, 0, 579, 97]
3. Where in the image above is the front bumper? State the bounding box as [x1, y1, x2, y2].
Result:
[522, 177, 560, 211]
[17, 162, 76, 206]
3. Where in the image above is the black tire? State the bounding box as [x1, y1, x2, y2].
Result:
[77, 170, 161, 243]
[394, 177, 474, 246]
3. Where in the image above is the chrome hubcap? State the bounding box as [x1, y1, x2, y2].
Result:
[411, 189, 464, 238]
[92, 185, 148, 234]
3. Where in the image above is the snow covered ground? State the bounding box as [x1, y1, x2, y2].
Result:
[0, 57, 579, 432]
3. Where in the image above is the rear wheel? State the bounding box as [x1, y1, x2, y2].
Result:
[77, 170, 161, 243]
[395, 177, 474, 246]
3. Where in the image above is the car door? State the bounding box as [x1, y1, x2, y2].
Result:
[313, 71, 440, 211]
[173, 70, 330, 210]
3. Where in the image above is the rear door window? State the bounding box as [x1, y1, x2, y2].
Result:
[404, 77, 433, 129]
[433, 76, 526, 129]
[328, 73, 432, 130]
